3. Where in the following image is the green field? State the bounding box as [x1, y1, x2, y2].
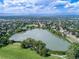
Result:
[0, 43, 64, 59]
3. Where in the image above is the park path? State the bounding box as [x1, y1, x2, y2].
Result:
[51, 54, 66, 59]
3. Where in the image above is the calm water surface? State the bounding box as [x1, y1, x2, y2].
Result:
[9, 29, 70, 51]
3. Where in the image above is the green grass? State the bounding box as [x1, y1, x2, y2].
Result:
[0, 43, 63, 59]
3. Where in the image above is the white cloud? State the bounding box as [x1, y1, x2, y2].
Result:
[64, 1, 79, 15]
[3, 0, 58, 14]
[0, 0, 79, 15]
[65, 1, 79, 8]
[0, 2, 3, 12]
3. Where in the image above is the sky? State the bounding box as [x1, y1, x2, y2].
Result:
[0, 0, 79, 15]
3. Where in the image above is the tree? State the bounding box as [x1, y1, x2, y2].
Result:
[0, 39, 9, 47]
[39, 47, 48, 57]
[66, 43, 79, 59]
[9, 40, 15, 44]
[21, 38, 35, 48]
[76, 32, 79, 38]
[21, 38, 50, 57]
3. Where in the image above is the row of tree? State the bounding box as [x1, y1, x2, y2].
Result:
[66, 43, 79, 59]
[21, 38, 50, 57]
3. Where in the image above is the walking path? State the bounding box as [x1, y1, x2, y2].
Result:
[51, 54, 66, 59]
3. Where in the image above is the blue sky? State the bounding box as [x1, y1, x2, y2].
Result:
[0, 0, 79, 15]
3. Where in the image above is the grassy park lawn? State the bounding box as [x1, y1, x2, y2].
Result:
[0, 43, 63, 59]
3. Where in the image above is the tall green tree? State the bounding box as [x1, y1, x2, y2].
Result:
[67, 43, 79, 59]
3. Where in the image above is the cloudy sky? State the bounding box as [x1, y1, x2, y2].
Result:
[0, 0, 79, 15]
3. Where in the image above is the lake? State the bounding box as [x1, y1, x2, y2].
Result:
[9, 29, 70, 51]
